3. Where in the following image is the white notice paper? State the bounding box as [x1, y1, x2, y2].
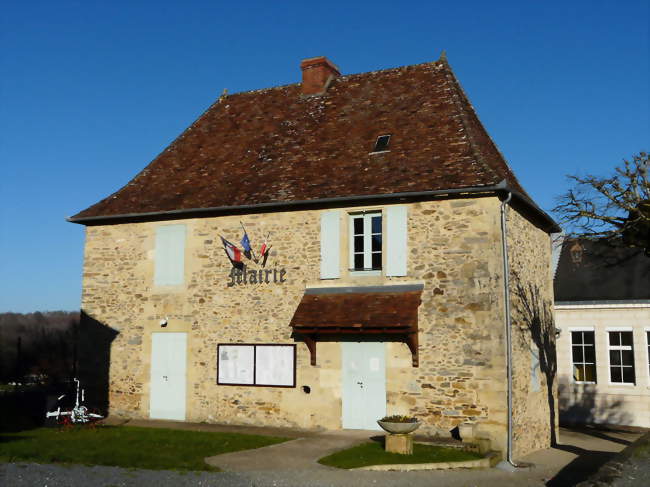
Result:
[255, 346, 294, 386]
[218, 345, 254, 384]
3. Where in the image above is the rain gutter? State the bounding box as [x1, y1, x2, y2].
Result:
[499, 191, 518, 469]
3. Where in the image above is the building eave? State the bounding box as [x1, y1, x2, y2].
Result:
[67, 180, 558, 232]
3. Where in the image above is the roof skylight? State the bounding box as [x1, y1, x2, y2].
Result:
[372, 135, 391, 153]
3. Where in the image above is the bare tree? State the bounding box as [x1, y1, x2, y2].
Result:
[553, 152, 649, 255]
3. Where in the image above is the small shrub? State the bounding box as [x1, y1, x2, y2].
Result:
[379, 415, 417, 423]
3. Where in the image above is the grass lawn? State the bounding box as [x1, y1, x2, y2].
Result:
[318, 441, 482, 469]
[0, 425, 288, 471]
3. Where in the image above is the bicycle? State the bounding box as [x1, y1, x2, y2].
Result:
[45, 378, 103, 426]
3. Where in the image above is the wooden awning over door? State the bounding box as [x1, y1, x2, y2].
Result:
[289, 284, 423, 367]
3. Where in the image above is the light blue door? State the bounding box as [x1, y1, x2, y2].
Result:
[150, 332, 187, 420]
[341, 342, 386, 430]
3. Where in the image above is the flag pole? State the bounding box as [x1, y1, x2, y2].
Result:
[240, 221, 259, 263]
[261, 232, 271, 267]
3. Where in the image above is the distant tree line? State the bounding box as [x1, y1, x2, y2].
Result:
[0, 311, 79, 384]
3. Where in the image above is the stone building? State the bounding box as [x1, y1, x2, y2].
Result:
[555, 239, 650, 427]
[69, 55, 559, 459]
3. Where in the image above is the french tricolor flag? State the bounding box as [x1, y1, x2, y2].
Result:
[221, 236, 243, 268]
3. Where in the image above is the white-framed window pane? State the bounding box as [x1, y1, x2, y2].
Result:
[349, 212, 382, 271]
[571, 331, 596, 383]
[608, 331, 635, 384]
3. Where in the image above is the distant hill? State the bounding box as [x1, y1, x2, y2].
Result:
[0, 311, 79, 383]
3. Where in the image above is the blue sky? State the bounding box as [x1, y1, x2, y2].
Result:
[1, 1, 648, 312]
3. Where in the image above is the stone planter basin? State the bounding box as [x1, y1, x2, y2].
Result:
[377, 420, 421, 434]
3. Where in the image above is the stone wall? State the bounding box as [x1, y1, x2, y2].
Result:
[80, 196, 553, 454]
[506, 205, 557, 458]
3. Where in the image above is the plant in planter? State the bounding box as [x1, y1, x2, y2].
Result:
[377, 415, 421, 434]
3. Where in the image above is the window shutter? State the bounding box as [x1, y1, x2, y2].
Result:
[386, 206, 407, 276]
[155, 224, 186, 286]
[320, 211, 340, 279]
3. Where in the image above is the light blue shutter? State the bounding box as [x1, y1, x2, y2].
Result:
[320, 211, 340, 279]
[386, 206, 407, 276]
[155, 224, 186, 286]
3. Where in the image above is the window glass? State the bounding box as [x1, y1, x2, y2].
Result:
[571, 331, 596, 383]
[572, 346, 583, 363]
[621, 332, 633, 346]
[623, 367, 635, 383]
[371, 216, 382, 234]
[373, 135, 390, 152]
[372, 234, 382, 251]
[354, 236, 364, 253]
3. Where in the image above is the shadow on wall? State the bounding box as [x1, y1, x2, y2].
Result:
[559, 383, 634, 428]
[77, 310, 119, 415]
[512, 273, 558, 447]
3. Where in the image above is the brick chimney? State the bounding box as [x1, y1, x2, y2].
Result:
[300, 56, 340, 95]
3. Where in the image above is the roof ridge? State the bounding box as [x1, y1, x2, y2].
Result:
[225, 59, 444, 98]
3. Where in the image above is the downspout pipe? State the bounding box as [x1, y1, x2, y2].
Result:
[499, 191, 518, 469]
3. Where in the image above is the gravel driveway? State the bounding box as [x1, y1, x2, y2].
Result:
[0, 461, 548, 487]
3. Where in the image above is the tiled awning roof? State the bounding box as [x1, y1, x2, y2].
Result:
[290, 285, 422, 331]
[290, 284, 423, 366]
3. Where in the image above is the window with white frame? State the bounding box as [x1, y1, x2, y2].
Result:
[349, 211, 382, 272]
[608, 331, 635, 384]
[571, 330, 596, 383]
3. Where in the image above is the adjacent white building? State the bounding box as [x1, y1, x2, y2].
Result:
[554, 239, 650, 427]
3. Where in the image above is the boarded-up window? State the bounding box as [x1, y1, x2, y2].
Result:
[154, 224, 186, 286]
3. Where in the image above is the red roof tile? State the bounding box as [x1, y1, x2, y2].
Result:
[71, 57, 532, 222]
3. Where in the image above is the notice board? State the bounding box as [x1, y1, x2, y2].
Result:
[217, 344, 296, 387]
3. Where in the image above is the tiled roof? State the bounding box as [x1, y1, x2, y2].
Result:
[554, 239, 650, 301]
[290, 285, 422, 331]
[71, 57, 533, 222]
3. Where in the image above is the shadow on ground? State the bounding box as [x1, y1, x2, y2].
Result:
[547, 443, 621, 487]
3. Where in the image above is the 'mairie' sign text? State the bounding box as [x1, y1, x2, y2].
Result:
[228, 264, 287, 287]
